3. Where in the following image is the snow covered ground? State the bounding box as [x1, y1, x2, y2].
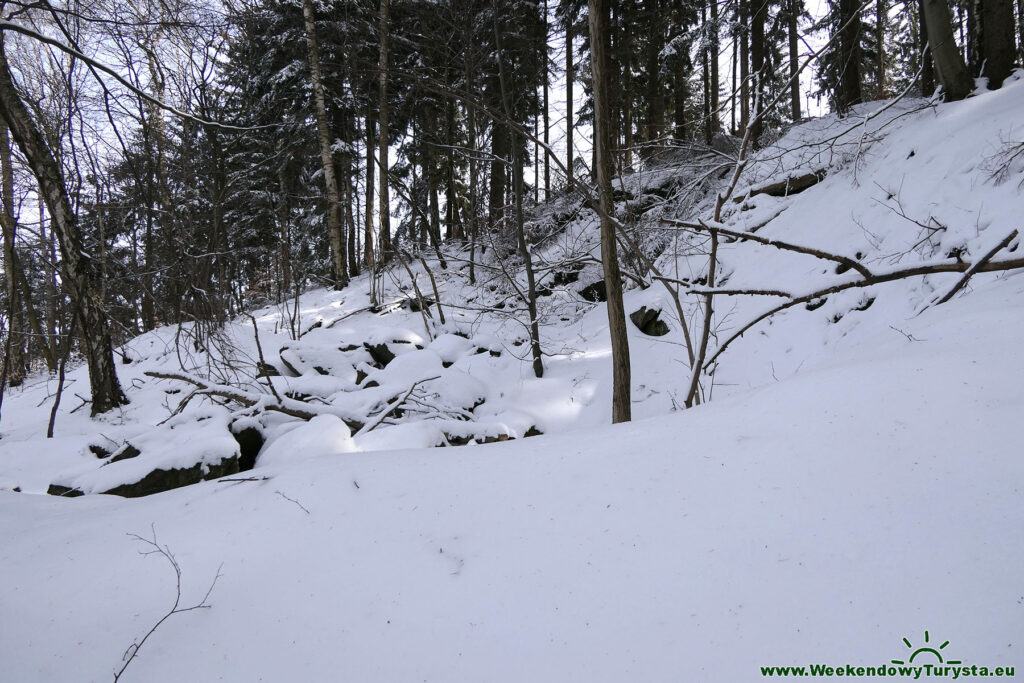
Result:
[1, 78, 1022, 681]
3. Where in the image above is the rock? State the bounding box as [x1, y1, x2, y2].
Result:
[109, 443, 142, 463]
[630, 306, 670, 336]
[405, 296, 435, 312]
[552, 267, 582, 286]
[363, 342, 396, 367]
[99, 457, 240, 498]
[578, 280, 607, 302]
[256, 361, 280, 377]
[47, 484, 84, 497]
[88, 444, 112, 459]
[231, 426, 265, 471]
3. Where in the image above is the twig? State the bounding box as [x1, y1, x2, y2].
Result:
[114, 526, 221, 682]
[705, 254, 1024, 369]
[354, 376, 440, 437]
[662, 218, 873, 278]
[275, 490, 310, 514]
[925, 229, 1019, 309]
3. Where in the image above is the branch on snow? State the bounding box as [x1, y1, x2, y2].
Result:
[661, 218, 874, 278]
[704, 253, 1024, 370]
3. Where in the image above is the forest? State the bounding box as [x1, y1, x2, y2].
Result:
[0, 0, 1020, 420]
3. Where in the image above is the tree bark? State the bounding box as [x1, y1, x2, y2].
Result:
[364, 112, 376, 269]
[589, 0, 631, 423]
[837, 0, 864, 110]
[0, 122, 24, 386]
[750, 0, 768, 139]
[740, 0, 750, 129]
[0, 39, 125, 414]
[980, 0, 1016, 88]
[543, 0, 551, 197]
[919, 0, 936, 94]
[493, 0, 544, 378]
[921, 0, 975, 99]
[789, 0, 802, 120]
[378, 0, 392, 258]
[566, 21, 574, 184]
[876, 0, 887, 96]
[709, 0, 720, 132]
[301, 0, 348, 288]
[646, 0, 665, 143]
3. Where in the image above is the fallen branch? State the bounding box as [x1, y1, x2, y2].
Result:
[325, 305, 374, 329]
[651, 275, 792, 298]
[731, 169, 827, 202]
[927, 229, 1019, 309]
[354, 376, 440, 437]
[145, 370, 319, 420]
[704, 254, 1024, 369]
[114, 526, 221, 682]
[662, 218, 873, 278]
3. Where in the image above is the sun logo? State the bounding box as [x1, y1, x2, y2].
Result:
[891, 630, 962, 666]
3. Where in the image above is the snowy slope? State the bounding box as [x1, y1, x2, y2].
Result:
[1, 77, 1023, 682]
[1, 278, 1021, 682]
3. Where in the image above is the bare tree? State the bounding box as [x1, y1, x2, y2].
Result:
[301, 0, 348, 289]
[589, 0, 631, 423]
[0, 35, 126, 414]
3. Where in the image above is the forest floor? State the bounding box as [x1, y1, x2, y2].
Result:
[1, 76, 1022, 681]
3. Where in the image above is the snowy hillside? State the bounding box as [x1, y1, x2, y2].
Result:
[1, 78, 1023, 682]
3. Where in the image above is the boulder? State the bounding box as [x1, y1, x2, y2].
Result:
[630, 306, 670, 336]
[578, 280, 607, 302]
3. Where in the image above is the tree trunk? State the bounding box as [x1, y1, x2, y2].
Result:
[543, 0, 551, 198]
[0, 122, 24, 386]
[364, 112, 376, 269]
[589, 0, 631, 423]
[876, 0, 887, 96]
[277, 169, 293, 298]
[0, 40, 125, 415]
[302, 0, 348, 288]
[488, 101, 508, 229]
[702, 2, 713, 144]
[838, 0, 865, 111]
[919, 0, 936, 94]
[710, 0, 720, 131]
[378, 0, 392, 258]
[566, 22, 574, 184]
[980, 0, 1016, 88]
[789, 0, 802, 120]
[750, 0, 767, 139]
[493, 0, 543, 379]
[464, 32, 479, 284]
[740, 0, 750, 129]
[645, 0, 665, 143]
[922, 0, 975, 99]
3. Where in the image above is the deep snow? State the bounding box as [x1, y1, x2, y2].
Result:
[1, 76, 1022, 682]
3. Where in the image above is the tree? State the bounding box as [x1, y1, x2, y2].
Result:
[921, 0, 974, 99]
[0, 36, 126, 415]
[837, 0, 865, 110]
[301, 0, 348, 289]
[589, 0, 631, 423]
[377, 0, 392, 260]
[980, 0, 1016, 88]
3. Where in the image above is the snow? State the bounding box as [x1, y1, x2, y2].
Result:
[1, 79, 1023, 681]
